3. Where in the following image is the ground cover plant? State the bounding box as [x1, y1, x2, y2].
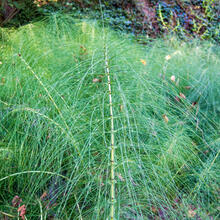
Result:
[0, 13, 220, 219]
[1, 1, 219, 42]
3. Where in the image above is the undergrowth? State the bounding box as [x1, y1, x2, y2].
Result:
[0, 13, 219, 219]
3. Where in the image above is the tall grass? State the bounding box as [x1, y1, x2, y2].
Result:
[0, 13, 219, 219]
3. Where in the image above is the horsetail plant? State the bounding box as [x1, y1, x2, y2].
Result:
[18, 54, 80, 156]
[104, 45, 116, 220]
[0, 14, 219, 219]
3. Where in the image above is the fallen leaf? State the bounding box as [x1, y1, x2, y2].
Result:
[120, 105, 123, 112]
[163, 114, 169, 123]
[1, 78, 5, 85]
[80, 45, 87, 52]
[140, 59, 146, 65]
[188, 209, 196, 218]
[80, 45, 87, 55]
[93, 78, 102, 83]
[17, 205, 26, 220]
[40, 192, 48, 200]
[179, 93, 186, 99]
[185, 86, 191, 90]
[175, 96, 180, 102]
[12, 196, 22, 207]
[151, 206, 157, 213]
[165, 55, 171, 60]
[170, 75, 175, 82]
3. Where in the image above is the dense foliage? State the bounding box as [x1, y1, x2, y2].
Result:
[0, 14, 219, 219]
[0, 1, 219, 219]
[0, 0, 219, 42]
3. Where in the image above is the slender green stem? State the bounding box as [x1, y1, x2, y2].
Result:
[0, 211, 15, 218]
[18, 55, 80, 156]
[104, 45, 115, 220]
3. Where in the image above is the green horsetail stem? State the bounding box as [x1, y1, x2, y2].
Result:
[104, 45, 115, 220]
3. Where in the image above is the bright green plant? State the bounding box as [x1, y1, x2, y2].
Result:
[0, 13, 219, 219]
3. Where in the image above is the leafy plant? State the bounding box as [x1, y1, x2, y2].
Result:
[0, 13, 219, 219]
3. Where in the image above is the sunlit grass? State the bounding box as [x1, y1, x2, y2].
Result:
[0, 13, 219, 219]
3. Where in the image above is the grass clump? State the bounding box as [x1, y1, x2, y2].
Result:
[0, 13, 219, 219]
